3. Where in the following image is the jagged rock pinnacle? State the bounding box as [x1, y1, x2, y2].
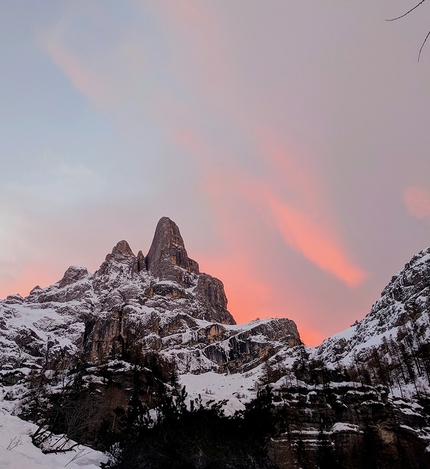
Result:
[146, 217, 199, 283]
[136, 250, 146, 272]
[108, 240, 135, 260]
[59, 266, 89, 288]
[94, 240, 138, 278]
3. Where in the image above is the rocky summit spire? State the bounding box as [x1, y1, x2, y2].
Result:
[146, 217, 199, 284]
[58, 266, 90, 289]
[94, 240, 138, 278]
[110, 240, 135, 259]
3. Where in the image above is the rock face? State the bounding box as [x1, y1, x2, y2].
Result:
[203, 318, 300, 373]
[146, 217, 199, 284]
[195, 273, 231, 323]
[59, 266, 89, 288]
[268, 383, 430, 469]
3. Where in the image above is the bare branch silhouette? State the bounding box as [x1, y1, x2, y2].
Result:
[386, 0, 427, 22]
[418, 30, 430, 61]
[386, 1, 430, 61]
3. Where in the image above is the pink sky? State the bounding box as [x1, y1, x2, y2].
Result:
[1, 1, 430, 345]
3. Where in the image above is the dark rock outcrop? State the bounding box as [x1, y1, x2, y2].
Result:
[268, 384, 430, 469]
[94, 240, 138, 281]
[59, 266, 90, 288]
[194, 273, 234, 324]
[146, 217, 199, 285]
[203, 318, 301, 373]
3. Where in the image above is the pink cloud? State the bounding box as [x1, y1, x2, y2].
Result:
[261, 185, 366, 287]
[247, 128, 367, 287]
[403, 186, 430, 218]
[37, 16, 130, 112]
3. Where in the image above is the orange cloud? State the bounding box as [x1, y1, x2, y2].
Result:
[247, 128, 367, 287]
[261, 186, 366, 287]
[403, 186, 430, 218]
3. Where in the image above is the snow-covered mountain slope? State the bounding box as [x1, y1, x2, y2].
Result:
[316, 247, 430, 374]
[2, 217, 430, 399]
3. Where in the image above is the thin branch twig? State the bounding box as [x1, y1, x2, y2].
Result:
[386, 0, 427, 22]
[418, 30, 430, 61]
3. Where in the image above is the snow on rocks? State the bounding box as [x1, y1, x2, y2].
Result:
[180, 369, 261, 415]
[331, 422, 360, 434]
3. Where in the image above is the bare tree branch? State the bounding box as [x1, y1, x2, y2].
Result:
[418, 30, 430, 61]
[386, 0, 427, 22]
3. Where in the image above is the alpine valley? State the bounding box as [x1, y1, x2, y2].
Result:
[1, 217, 430, 468]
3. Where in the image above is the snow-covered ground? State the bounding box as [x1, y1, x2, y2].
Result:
[0, 411, 107, 469]
[180, 368, 261, 415]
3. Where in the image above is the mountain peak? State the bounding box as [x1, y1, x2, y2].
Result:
[94, 240, 137, 278]
[59, 265, 90, 288]
[146, 217, 199, 283]
[109, 240, 135, 260]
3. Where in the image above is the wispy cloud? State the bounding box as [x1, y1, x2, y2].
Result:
[248, 128, 367, 287]
[260, 185, 366, 287]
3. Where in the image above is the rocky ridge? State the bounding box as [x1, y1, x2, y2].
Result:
[0, 217, 301, 377]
